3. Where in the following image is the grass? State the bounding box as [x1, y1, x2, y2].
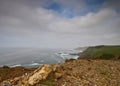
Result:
[80, 45, 120, 59]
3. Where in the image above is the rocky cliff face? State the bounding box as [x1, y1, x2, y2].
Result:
[0, 60, 120, 86]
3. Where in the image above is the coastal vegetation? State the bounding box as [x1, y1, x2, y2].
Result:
[79, 45, 120, 60]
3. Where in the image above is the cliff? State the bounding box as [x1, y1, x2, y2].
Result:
[78, 45, 120, 60]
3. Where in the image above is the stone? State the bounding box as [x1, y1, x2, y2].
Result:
[28, 65, 54, 85]
[54, 72, 62, 79]
[2, 81, 11, 86]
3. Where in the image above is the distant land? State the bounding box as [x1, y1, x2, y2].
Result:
[74, 46, 88, 51]
[78, 45, 120, 60]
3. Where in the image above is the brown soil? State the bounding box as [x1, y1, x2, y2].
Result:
[41, 59, 120, 86]
[0, 66, 35, 82]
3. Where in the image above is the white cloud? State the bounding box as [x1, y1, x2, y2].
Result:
[49, 8, 118, 34]
[0, 0, 120, 48]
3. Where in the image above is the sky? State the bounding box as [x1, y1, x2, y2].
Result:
[0, 0, 120, 49]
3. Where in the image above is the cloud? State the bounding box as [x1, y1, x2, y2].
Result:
[51, 8, 118, 33]
[0, 0, 120, 48]
[104, 0, 120, 9]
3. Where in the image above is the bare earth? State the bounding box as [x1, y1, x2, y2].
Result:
[52, 60, 120, 86]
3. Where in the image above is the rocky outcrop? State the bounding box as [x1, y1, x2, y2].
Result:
[0, 64, 58, 86]
[28, 65, 54, 85]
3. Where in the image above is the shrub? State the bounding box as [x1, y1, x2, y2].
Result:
[2, 65, 10, 69]
[100, 53, 114, 60]
[65, 58, 75, 62]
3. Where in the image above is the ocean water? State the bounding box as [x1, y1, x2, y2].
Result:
[0, 48, 79, 67]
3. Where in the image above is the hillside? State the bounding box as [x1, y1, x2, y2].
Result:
[79, 45, 120, 60]
[0, 60, 120, 86]
[74, 46, 88, 51]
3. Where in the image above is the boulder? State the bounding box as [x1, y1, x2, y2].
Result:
[28, 64, 54, 85]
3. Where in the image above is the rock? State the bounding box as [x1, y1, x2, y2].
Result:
[10, 77, 21, 85]
[2, 81, 11, 86]
[54, 72, 62, 79]
[28, 64, 54, 85]
[0, 64, 58, 86]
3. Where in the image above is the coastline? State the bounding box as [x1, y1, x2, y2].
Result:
[0, 45, 120, 85]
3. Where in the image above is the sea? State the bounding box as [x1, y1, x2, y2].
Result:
[0, 48, 81, 68]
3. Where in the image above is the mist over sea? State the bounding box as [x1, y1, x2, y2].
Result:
[0, 48, 79, 67]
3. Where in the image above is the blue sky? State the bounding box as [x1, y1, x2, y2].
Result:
[0, 0, 120, 49]
[45, 0, 106, 18]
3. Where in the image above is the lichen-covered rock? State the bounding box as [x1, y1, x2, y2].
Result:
[28, 65, 54, 85]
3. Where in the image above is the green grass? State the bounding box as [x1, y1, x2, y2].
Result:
[80, 45, 120, 59]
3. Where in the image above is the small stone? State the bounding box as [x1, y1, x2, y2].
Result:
[2, 81, 11, 86]
[54, 72, 62, 79]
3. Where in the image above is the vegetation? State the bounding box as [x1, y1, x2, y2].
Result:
[80, 45, 120, 59]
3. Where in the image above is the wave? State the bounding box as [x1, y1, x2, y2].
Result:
[10, 62, 43, 68]
[10, 64, 22, 67]
[55, 52, 69, 59]
[56, 50, 80, 60]
[30, 63, 40, 66]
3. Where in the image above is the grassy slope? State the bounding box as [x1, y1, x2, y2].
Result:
[80, 45, 120, 59]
